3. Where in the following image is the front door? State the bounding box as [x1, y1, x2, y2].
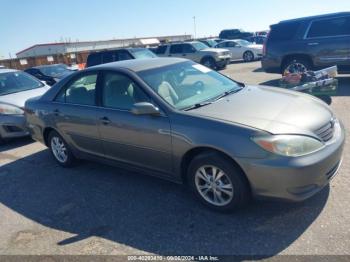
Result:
[96, 71, 173, 174]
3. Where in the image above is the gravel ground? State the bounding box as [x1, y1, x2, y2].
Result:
[0, 61, 349, 258]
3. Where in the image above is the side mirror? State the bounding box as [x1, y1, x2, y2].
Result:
[131, 102, 160, 116]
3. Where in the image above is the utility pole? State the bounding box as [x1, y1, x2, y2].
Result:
[193, 16, 197, 40]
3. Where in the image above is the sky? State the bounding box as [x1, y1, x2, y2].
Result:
[0, 0, 349, 59]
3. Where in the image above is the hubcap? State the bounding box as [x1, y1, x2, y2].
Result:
[244, 52, 253, 61]
[285, 62, 307, 74]
[51, 136, 68, 163]
[195, 165, 234, 206]
[203, 60, 213, 68]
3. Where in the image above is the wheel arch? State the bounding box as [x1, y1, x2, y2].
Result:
[281, 53, 314, 72]
[180, 146, 251, 191]
[43, 127, 58, 147]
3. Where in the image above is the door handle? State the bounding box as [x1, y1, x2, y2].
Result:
[100, 116, 111, 125]
[308, 42, 319, 46]
[182, 54, 187, 56]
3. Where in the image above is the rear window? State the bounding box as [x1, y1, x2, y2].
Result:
[269, 22, 301, 41]
[0, 71, 44, 96]
[307, 16, 350, 38]
[129, 49, 157, 59]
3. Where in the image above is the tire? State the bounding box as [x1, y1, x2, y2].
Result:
[48, 130, 75, 167]
[187, 152, 250, 212]
[282, 58, 312, 75]
[201, 57, 216, 70]
[243, 51, 254, 62]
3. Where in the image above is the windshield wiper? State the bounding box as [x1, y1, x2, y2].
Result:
[212, 87, 243, 102]
[183, 101, 213, 111]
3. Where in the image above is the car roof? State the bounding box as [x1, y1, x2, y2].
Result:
[89, 57, 188, 72]
[279, 12, 350, 24]
[0, 68, 18, 74]
[89, 47, 148, 54]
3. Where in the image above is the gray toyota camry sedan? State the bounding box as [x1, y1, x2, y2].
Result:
[25, 58, 345, 212]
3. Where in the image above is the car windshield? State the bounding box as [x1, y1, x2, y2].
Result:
[39, 64, 71, 77]
[192, 42, 209, 51]
[234, 39, 251, 46]
[205, 39, 218, 47]
[130, 49, 157, 59]
[0, 71, 44, 96]
[138, 61, 242, 110]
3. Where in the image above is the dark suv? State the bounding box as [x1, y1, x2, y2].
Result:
[262, 12, 350, 74]
[86, 48, 157, 68]
[219, 29, 253, 40]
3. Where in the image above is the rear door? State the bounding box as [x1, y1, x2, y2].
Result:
[305, 15, 350, 69]
[52, 71, 104, 156]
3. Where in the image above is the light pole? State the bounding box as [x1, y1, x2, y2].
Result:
[193, 16, 197, 40]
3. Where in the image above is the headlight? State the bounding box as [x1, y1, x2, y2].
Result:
[252, 135, 324, 157]
[0, 104, 24, 115]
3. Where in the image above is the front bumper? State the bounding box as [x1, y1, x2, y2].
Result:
[215, 56, 231, 68]
[0, 114, 29, 139]
[236, 121, 345, 201]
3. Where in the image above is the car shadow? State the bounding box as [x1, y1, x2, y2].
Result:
[0, 149, 330, 257]
[0, 137, 34, 152]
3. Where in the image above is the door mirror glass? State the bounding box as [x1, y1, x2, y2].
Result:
[131, 102, 160, 116]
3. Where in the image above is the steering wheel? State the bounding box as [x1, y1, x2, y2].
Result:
[194, 80, 205, 89]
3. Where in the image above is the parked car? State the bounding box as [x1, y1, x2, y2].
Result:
[25, 64, 74, 86]
[219, 29, 253, 40]
[199, 39, 219, 48]
[262, 12, 350, 74]
[25, 58, 344, 212]
[245, 36, 267, 45]
[0, 69, 50, 143]
[215, 40, 263, 62]
[86, 48, 157, 68]
[155, 41, 231, 70]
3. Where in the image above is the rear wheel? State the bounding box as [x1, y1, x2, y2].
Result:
[188, 152, 250, 212]
[243, 51, 254, 62]
[48, 130, 75, 167]
[282, 58, 312, 75]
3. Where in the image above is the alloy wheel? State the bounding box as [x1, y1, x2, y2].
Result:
[51, 136, 68, 163]
[195, 165, 234, 206]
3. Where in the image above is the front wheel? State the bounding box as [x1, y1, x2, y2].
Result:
[201, 57, 216, 70]
[188, 152, 250, 212]
[48, 130, 75, 167]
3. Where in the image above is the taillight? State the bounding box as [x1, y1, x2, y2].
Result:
[263, 31, 270, 56]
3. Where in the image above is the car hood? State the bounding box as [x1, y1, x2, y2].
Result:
[0, 85, 50, 108]
[189, 85, 333, 135]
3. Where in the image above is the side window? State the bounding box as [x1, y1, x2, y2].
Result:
[87, 53, 102, 67]
[183, 44, 195, 53]
[155, 45, 167, 54]
[217, 42, 226, 48]
[170, 44, 183, 54]
[227, 42, 236, 47]
[307, 17, 350, 38]
[102, 52, 115, 63]
[55, 73, 97, 105]
[117, 50, 133, 61]
[269, 22, 301, 41]
[102, 72, 150, 110]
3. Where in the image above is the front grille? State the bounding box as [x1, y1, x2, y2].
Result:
[315, 119, 335, 142]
